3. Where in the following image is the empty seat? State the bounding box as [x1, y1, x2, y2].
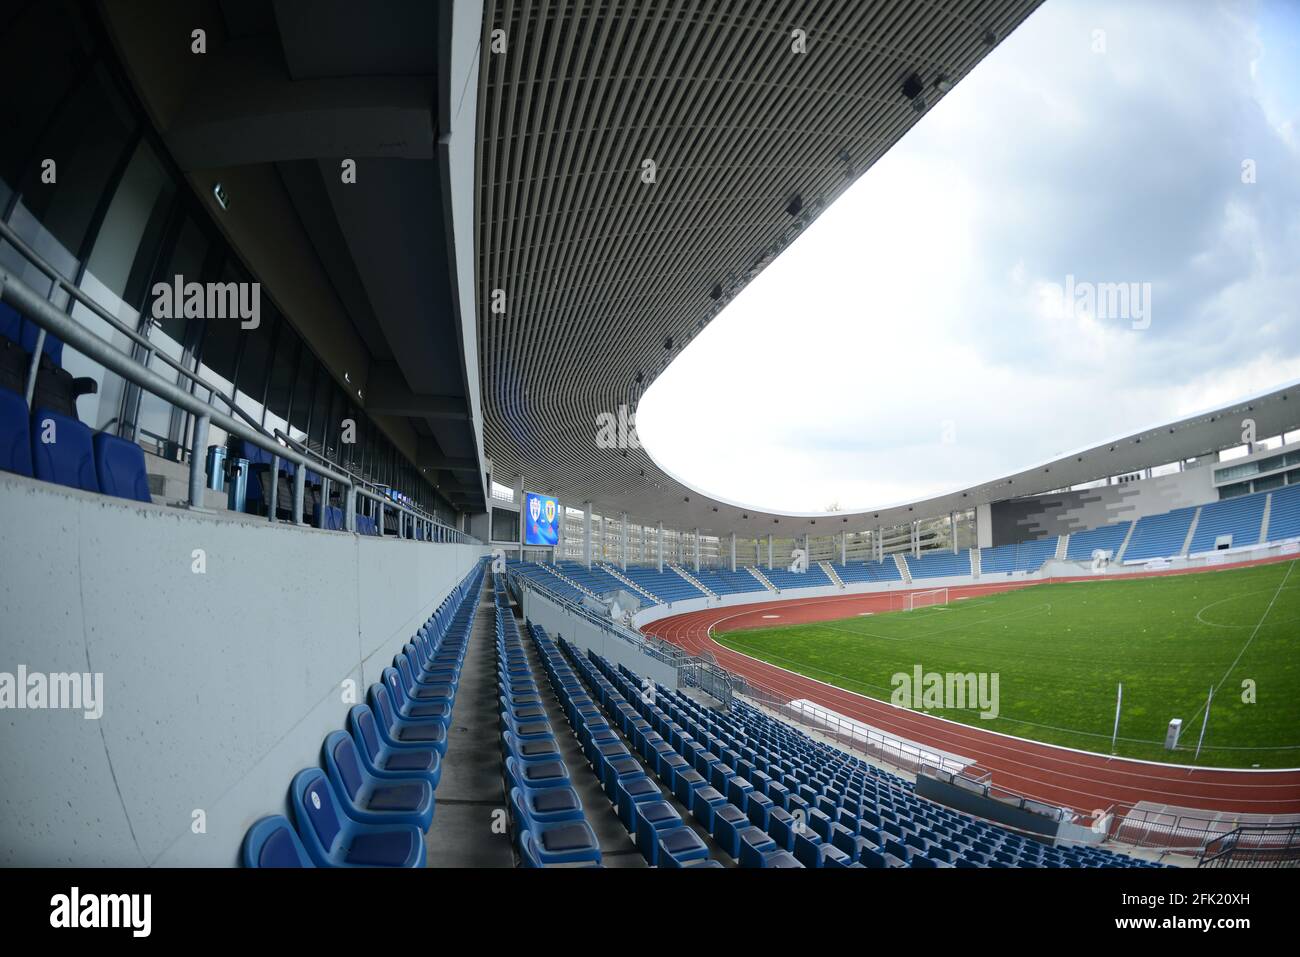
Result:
[242, 815, 314, 868]
[289, 768, 425, 868]
[30, 407, 97, 492]
[92, 432, 151, 502]
[322, 731, 434, 831]
[0, 386, 33, 477]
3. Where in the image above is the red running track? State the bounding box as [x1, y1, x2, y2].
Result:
[643, 566, 1300, 817]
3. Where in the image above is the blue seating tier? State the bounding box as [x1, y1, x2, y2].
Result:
[1189, 494, 1266, 553]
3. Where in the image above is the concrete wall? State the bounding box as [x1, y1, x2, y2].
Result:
[521, 589, 678, 689]
[0, 473, 486, 866]
[990, 467, 1217, 545]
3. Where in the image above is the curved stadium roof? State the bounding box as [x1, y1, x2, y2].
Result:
[472, 1, 1297, 537]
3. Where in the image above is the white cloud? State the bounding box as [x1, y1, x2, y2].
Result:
[637, 0, 1300, 513]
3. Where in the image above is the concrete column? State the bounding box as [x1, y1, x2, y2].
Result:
[841, 532, 847, 565]
[693, 527, 700, 572]
[767, 534, 774, 569]
[620, 512, 628, 569]
[951, 511, 959, 554]
[802, 533, 810, 570]
[583, 503, 592, 567]
[729, 532, 736, 573]
[657, 522, 664, 573]
[975, 502, 993, 549]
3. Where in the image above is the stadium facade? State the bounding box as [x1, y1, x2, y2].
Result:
[0, 0, 1296, 870]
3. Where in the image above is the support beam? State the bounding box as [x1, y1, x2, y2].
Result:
[583, 503, 592, 568]
[367, 365, 469, 418]
[729, 532, 736, 573]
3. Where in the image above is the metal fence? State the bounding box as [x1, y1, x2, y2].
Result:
[0, 221, 477, 545]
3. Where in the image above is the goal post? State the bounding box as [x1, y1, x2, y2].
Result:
[900, 587, 948, 612]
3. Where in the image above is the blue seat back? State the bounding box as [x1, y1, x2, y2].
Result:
[0, 302, 22, 343]
[242, 815, 313, 868]
[370, 682, 400, 729]
[0, 387, 33, 477]
[92, 433, 151, 502]
[31, 408, 97, 492]
[350, 705, 384, 760]
[294, 770, 342, 854]
[327, 732, 365, 801]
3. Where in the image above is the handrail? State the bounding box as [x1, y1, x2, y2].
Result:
[1199, 822, 1300, 868]
[0, 218, 267, 438]
[0, 262, 479, 544]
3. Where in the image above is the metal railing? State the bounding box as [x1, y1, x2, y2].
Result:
[0, 223, 478, 545]
[1199, 823, 1300, 868]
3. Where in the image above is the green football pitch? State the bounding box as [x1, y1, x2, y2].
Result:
[713, 560, 1300, 768]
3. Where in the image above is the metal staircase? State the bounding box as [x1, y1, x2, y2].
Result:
[667, 562, 719, 600]
[820, 561, 846, 589]
[597, 561, 662, 604]
[542, 563, 598, 600]
[892, 553, 912, 584]
[1180, 507, 1202, 557]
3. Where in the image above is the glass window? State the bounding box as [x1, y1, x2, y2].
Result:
[288, 344, 316, 445]
[262, 320, 300, 441]
[233, 310, 275, 426]
[136, 215, 209, 455]
[309, 364, 332, 450]
[69, 140, 177, 432]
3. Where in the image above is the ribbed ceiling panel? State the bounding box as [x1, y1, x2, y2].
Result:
[476, 0, 1043, 532]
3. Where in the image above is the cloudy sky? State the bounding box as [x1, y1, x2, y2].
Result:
[637, 0, 1300, 513]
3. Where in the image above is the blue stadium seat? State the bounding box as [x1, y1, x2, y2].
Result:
[510, 786, 601, 866]
[241, 815, 314, 868]
[92, 432, 151, 502]
[368, 682, 449, 755]
[0, 387, 33, 477]
[322, 731, 434, 831]
[289, 768, 425, 868]
[347, 704, 441, 790]
[30, 407, 97, 492]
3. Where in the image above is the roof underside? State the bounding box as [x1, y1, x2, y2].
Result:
[476, 0, 1046, 532]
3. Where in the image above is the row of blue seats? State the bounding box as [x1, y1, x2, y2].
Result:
[692, 566, 768, 595]
[904, 549, 971, 580]
[528, 622, 722, 866]
[764, 563, 831, 590]
[1123, 507, 1197, 561]
[573, 643, 1163, 869]
[979, 537, 1058, 574]
[0, 390, 151, 501]
[1188, 493, 1266, 553]
[1269, 482, 1300, 541]
[1064, 521, 1131, 560]
[557, 634, 809, 866]
[507, 559, 588, 605]
[241, 560, 485, 866]
[617, 564, 705, 602]
[724, 700, 1165, 868]
[830, 560, 903, 584]
[555, 560, 627, 596]
[495, 583, 604, 866]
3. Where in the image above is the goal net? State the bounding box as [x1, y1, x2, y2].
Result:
[895, 587, 948, 612]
